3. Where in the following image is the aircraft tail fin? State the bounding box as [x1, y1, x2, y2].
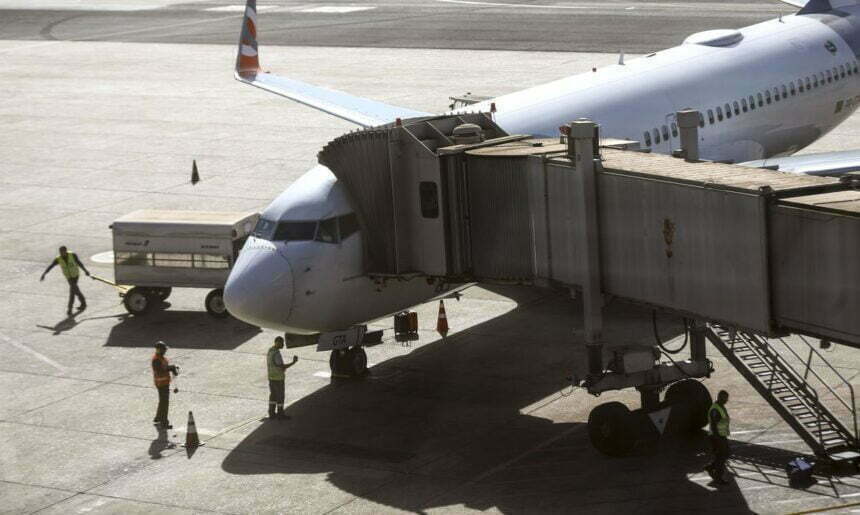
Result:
[234, 0, 431, 127]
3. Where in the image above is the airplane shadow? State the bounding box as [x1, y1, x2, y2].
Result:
[104, 308, 261, 350]
[221, 285, 753, 512]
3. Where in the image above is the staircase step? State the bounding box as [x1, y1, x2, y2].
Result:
[795, 412, 815, 419]
[749, 363, 768, 369]
[780, 395, 798, 402]
[824, 437, 848, 446]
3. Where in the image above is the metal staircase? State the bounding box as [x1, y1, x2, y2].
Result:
[706, 325, 860, 463]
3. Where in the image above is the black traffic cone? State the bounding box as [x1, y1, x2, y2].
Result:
[191, 160, 200, 185]
[182, 411, 204, 457]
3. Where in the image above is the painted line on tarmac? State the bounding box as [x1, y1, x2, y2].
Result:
[436, 0, 591, 9]
[0, 333, 66, 373]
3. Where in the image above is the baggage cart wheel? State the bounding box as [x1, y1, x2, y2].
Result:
[665, 379, 712, 433]
[152, 287, 172, 301]
[588, 401, 637, 457]
[205, 289, 229, 318]
[123, 287, 151, 315]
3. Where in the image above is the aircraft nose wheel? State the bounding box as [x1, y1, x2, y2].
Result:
[329, 347, 368, 377]
[587, 402, 637, 457]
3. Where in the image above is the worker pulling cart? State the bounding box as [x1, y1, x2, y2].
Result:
[104, 210, 259, 318]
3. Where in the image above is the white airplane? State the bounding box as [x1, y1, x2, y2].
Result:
[224, 0, 860, 372]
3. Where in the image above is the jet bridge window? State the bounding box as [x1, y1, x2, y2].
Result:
[643, 131, 652, 146]
[419, 181, 439, 219]
[707, 109, 715, 124]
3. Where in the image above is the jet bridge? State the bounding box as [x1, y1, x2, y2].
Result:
[318, 113, 860, 461]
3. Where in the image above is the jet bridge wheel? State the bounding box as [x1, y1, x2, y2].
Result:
[665, 379, 712, 433]
[123, 287, 152, 315]
[205, 289, 229, 319]
[588, 402, 637, 457]
[329, 347, 368, 377]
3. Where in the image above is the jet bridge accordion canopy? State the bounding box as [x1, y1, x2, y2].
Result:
[317, 114, 860, 346]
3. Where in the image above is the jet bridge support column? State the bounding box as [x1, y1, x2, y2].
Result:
[569, 120, 604, 381]
[677, 109, 700, 162]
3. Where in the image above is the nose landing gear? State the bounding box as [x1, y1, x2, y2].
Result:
[329, 347, 368, 377]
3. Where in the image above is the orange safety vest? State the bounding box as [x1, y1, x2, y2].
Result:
[152, 353, 171, 387]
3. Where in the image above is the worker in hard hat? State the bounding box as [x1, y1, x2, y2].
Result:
[267, 336, 298, 420]
[152, 341, 179, 429]
[705, 390, 732, 485]
[40, 246, 91, 316]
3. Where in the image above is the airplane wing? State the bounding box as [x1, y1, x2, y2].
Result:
[739, 149, 860, 176]
[235, 0, 431, 127]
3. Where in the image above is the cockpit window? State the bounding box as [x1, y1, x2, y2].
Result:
[254, 214, 361, 243]
[315, 218, 338, 243]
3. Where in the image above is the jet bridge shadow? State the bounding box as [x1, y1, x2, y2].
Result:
[103, 307, 261, 350]
[221, 285, 751, 513]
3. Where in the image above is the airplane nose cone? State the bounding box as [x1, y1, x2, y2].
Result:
[224, 241, 294, 330]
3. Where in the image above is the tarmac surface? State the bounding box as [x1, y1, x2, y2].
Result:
[4, 1, 860, 514]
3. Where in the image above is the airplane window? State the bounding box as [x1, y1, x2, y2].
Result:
[653, 128, 661, 144]
[315, 218, 338, 243]
[698, 112, 705, 128]
[789, 82, 796, 96]
[661, 125, 669, 140]
[716, 106, 724, 121]
[724, 103, 732, 119]
[781, 85, 788, 98]
[339, 213, 359, 239]
[797, 79, 804, 93]
[827, 70, 832, 83]
[748, 95, 756, 110]
[741, 98, 748, 112]
[643, 131, 652, 146]
[840, 64, 846, 78]
[765, 90, 772, 104]
[671, 122, 678, 137]
[708, 109, 715, 124]
[733, 101, 740, 115]
[833, 67, 840, 80]
[757, 93, 764, 107]
[773, 87, 780, 101]
[853, 62, 858, 74]
[806, 77, 812, 90]
[814, 74, 819, 87]
[846, 63, 852, 76]
[274, 221, 316, 241]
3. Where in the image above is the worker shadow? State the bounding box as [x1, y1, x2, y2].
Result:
[35, 314, 78, 335]
[221, 285, 752, 512]
[148, 426, 176, 459]
[103, 310, 261, 350]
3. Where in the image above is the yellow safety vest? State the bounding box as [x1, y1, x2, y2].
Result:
[267, 347, 284, 381]
[710, 402, 730, 437]
[56, 253, 80, 279]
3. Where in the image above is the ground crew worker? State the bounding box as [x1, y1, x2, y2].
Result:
[267, 337, 297, 419]
[705, 390, 731, 485]
[40, 246, 90, 316]
[152, 341, 178, 429]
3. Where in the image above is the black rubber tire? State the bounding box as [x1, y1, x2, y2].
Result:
[665, 380, 713, 433]
[345, 347, 368, 377]
[205, 289, 229, 318]
[329, 348, 368, 377]
[588, 402, 637, 457]
[123, 287, 151, 315]
[152, 287, 172, 301]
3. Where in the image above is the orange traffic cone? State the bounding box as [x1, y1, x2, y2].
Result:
[182, 411, 204, 449]
[437, 300, 449, 338]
